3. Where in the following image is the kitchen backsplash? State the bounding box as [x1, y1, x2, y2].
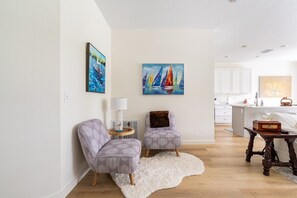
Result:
[214, 94, 287, 106]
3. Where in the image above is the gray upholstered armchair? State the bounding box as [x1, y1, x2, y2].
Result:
[143, 111, 181, 157]
[77, 119, 141, 185]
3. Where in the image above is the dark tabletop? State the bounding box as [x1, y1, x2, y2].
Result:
[244, 127, 297, 138]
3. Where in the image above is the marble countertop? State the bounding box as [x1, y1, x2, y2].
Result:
[231, 104, 297, 108]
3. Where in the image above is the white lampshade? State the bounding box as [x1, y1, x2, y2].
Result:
[111, 97, 127, 110]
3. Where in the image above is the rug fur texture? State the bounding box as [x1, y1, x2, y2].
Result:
[272, 167, 297, 184]
[111, 152, 205, 198]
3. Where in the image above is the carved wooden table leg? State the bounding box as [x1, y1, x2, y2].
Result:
[271, 142, 277, 162]
[262, 137, 273, 176]
[246, 131, 257, 162]
[285, 137, 297, 176]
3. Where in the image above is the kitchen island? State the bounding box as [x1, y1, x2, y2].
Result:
[232, 105, 297, 137]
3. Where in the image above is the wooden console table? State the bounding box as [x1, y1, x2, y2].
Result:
[244, 127, 297, 176]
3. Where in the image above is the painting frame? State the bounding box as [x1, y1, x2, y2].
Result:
[142, 63, 184, 95]
[259, 76, 292, 98]
[86, 42, 106, 93]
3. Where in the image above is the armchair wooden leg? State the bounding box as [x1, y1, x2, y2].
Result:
[175, 149, 180, 157]
[145, 149, 150, 157]
[92, 172, 99, 186]
[129, 173, 135, 185]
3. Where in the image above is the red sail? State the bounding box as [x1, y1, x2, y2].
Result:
[165, 66, 173, 87]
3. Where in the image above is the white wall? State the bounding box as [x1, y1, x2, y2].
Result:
[112, 30, 214, 144]
[215, 61, 297, 105]
[0, 1, 61, 198]
[60, 0, 111, 196]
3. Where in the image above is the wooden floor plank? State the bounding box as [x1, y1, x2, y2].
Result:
[67, 125, 297, 198]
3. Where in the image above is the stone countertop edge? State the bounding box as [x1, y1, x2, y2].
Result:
[231, 104, 297, 108]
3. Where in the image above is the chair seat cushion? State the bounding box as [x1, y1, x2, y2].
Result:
[96, 139, 141, 173]
[143, 129, 181, 149]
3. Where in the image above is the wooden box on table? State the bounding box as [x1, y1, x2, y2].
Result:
[253, 120, 281, 132]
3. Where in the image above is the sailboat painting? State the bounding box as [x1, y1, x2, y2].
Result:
[142, 64, 184, 95]
[86, 42, 106, 93]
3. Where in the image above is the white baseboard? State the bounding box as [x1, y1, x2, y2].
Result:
[47, 167, 90, 198]
[182, 140, 215, 144]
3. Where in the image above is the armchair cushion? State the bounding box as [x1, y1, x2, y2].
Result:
[146, 112, 176, 130]
[143, 128, 181, 149]
[149, 111, 170, 128]
[96, 139, 141, 173]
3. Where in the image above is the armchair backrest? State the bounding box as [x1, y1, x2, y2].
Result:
[77, 119, 111, 169]
[145, 112, 176, 130]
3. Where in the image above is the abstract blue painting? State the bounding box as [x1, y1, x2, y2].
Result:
[142, 64, 184, 95]
[86, 43, 106, 93]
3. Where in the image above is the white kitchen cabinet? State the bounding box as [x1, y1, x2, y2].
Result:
[217, 69, 232, 94]
[214, 68, 232, 94]
[214, 68, 251, 94]
[232, 69, 241, 94]
[215, 104, 232, 124]
[241, 69, 251, 93]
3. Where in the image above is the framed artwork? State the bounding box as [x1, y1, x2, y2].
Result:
[86, 42, 106, 93]
[259, 76, 292, 97]
[142, 63, 184, 95]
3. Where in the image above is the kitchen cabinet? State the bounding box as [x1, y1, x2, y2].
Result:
[215, 68, 251, 94]
[215, 104, 232, 124]
[219, 69, 232, 94]
[241, 69, 251, 93]
[232, 69, 241, 94]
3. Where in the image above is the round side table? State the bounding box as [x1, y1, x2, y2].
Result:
[108, 127, 135, 139]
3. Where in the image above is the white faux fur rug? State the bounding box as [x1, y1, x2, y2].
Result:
[272, 167, 297, 184]
[111, 152, 205, 198]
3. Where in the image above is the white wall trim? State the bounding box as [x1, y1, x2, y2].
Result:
[47, 167, 90, 198]
[182, 140, 215, 144]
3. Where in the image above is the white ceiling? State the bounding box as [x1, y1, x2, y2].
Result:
[95, 0, 297, 62]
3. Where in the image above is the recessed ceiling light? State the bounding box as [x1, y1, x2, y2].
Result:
[241, 45, 248, 48]
[261, 49, 274, 53]
[280, 45, 287, 48]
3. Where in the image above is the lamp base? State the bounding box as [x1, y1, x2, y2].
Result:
[114, 110, 123, 132]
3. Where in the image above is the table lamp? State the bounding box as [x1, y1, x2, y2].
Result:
[111, 97, 127, 132]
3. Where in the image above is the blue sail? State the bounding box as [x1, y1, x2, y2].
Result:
[152, 67, 163, 87]
[143, 73, 148, 88]
[179, 71, 184, 89]
[161, 70, 168, 88]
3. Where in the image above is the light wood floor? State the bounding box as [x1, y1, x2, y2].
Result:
[67, 126, 297, 198]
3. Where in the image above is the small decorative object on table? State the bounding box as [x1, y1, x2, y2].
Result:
[280, 97, 293, 106]
[253, 120, 281, 132]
